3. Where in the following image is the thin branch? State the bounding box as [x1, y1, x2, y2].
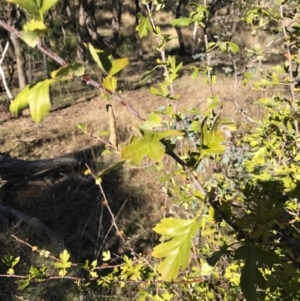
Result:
[0, 40, 13, 101]
[144, 3, 176, 111]
[0, 20, 145, 122]
[85, 164, 123, 239]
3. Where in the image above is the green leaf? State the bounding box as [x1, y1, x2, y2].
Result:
[121, 130, 184, 165]
[241, 261, 265, 301]
[235, 243, 269, 300]
[108, 58, 129, 76]
[200, 117, 226, 157]
[10, 79, 56, 122]
[38, 0, 59, 15]
[219, 42, 227, 52]
[16, 279, 30, 291]
[86, 43, 112, 74]
[54, 250, 72, 269]
[249, 199, 281, 225]
[136, 13, 153, 38]
[21, 20, 49, 47]
[6, 0, 40, 14]
[149, 86, 164, 97]
[7, 0, 59, 16]
[141, 112, 162, 130]
[51, 62, 85, 78]
[102, 76, 117, 93]
[2, 255, 20, 267]
[96, 160, 126, 178]
[103, 251, 111, 262]
[172, 18, 193, 28]
[152, 218, 200, 281]
[228, 42, 240, 53]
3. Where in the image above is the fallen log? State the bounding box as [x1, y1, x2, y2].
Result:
[0, 204, 60, 243]
[0, 154, 80, 178]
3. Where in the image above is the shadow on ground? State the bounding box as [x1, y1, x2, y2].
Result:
[0, 143, 160, 300]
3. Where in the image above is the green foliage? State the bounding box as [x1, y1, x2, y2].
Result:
[4, 0, 300, 300]
[136, 13, 153, 38]
[21, 19, 49, 47]
[10, 79, 55, 122]
[121, 129, 184, 165]
[152, 218, 200, 280]
[53, 249, 72, 277]
[6, 0, 59, 19]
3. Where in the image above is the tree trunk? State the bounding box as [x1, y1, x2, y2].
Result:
[174, 0, 186, 54]
[76, 1, 88, 62]
[135, 0, 144, 60]
[76, 0, 111, 62]
[111, 0, 123, 53]
[7, 5, 26, 89]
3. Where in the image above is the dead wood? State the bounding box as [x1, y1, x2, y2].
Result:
[0, 204, 60, 243]
[0, 154, 80, 178]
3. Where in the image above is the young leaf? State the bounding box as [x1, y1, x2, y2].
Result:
[54, 250, 72, 269]
[102, 76, 117, 93]
[172, 18, 193, 27]
[96, 160, 126, 178]
[51, 62, 85, 78]
[10, 79, 56, 122]
[121, 130, 184, 165]
[141, 112, 162, 130]
[200, 117, 226, 157]
[136, 13, 153, 38]
[86, 43, 112, 74]
[108, 58, 129, 76]
[103, 251, 111, 262]
[21, 20, 49, 47]
[16, 279, 30, 291]
[152, 218, 200, 281]
[7, 0, 59, 17]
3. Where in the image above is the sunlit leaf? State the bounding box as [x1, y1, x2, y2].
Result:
[51, 62, 85, 78]
[136, 13, 153, 38]
[54, 250, 72, 269]
[141, 112, 162, 130]
[172, 18, 193, 27]
[86, 43, 111, 74]
[96, 160, 126, 178]
[103, 251, 111, 262]
[108, 58, 129, 76]
[152, 218, 200, 280]
[102, 76, 117, 92]
[200, 116, 226, 157]
[21, 20, 49, 47]
[121, 130, 184, 165]
[7, 0, 59, 17]
[10, 79, 56, 122]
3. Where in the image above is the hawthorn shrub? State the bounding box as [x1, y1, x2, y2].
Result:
[1, 0, 300, 300]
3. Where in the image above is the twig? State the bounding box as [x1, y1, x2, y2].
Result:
[0, 20, 146, 122]
[106, 104, 118, 150]
[85, 164, 123, 239]
[191, 175, 240, 233]
[0, 40, 13, 101]
[145, 3, 176, 111]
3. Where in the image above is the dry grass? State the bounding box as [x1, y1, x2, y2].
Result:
[0, 2, 289, 299]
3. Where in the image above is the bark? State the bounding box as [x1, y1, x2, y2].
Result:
[111, 0, 123, 51]
[135, 0, 144, 60]
[0, 155, 79, 178]
[174, 0, 187, 54]
[7, 5, 26, 89]
[76, 0, 110, 61]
